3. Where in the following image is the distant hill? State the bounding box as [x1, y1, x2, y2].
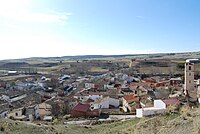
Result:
[0, 62, 30, 69]
[30, 53, 178, 59]
[62, 54, 138, 59]
[26, 54, 141, 60]
[1, 51, 200, 62]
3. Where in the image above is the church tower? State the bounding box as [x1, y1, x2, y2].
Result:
[185, 59, 199, 100]
[185, 62, 195, 93]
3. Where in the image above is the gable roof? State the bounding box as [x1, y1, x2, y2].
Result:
[162, 98, 180, 105]
[123, 95, 139, 103]
[72, 103, 90, 112]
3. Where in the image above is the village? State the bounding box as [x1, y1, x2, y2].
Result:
[0, 58, 200, 126]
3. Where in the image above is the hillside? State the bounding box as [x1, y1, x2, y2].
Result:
[132, 110, 200, 134]
[0, 119, 57, 134]
[1, 107, 200, 134]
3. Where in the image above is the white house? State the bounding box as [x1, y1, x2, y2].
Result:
[91, 96, 120, 110]
[91, 97, 109, 109]
[1, 95, 10, 102]
[85, 83, 95, 89]
[1, 94, 27, 103]
[7, 108, 26, 120]
[8, 71, 18, 75]
[35, 103, 52, 120]
[74, 92, 103, 102]
[10, 94, 27, 102]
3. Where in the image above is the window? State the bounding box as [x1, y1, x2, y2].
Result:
[15, 113, 18, 116]
[189, 80, 191, 83]
[189, 66, 191, 70]
[189, 73, 191, 76]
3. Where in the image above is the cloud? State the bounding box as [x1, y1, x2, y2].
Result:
[0, 10, 71, 24]
[0, 0, 71, 24]
[18, 12, 71, 23]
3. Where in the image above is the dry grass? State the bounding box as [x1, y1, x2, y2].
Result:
[90, 67, 109, 73]
[2, 107, 200, 134]
[0, 119, 58, 134]
[0, 75, 32, 81]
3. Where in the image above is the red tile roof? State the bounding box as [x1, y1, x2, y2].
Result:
[123, 95, 139, 103]
[162, 98, 180, 105]
[72, 103, 90, 112]
[143, 80, 157, 83]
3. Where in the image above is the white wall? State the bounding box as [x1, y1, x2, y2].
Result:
[136, 109, 143, 118]
[89, 95, 102, 101]
[92, 103, 100, 109]
[122, 98, 129, 112]
[11, 94, 27, 102]
[0, 111, 8, 118]
[100, 98, 109, 109]
[143, 109, 165, 116]
[154, 100, 166, 109]
[85, 83, 94, 89]
[75, 95, 102, 102]
[92, 97, 109, 109]
[1, 95, 10, 102]
[7, 109, 23, 119]
[104, 84, 114, 89]
[136, 108, 165, 118]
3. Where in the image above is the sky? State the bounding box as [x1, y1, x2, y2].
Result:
[0, 0, 200, 60]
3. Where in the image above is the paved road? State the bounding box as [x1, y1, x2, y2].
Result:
[65, 115, 136, 125]
[108, 115, 136, 120]
[64, 120, 90, 125]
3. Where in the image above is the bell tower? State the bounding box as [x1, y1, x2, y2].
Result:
[185, 59, 199, 100]
[185, 62, 195, 93]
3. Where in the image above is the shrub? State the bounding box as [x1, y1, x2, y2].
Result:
[52, 118, 58, 125]
[177, 63, 184, 69]
[0, 126, 5, 132]
[166, 105, 177, 114]
[179, 105, 190, 115]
